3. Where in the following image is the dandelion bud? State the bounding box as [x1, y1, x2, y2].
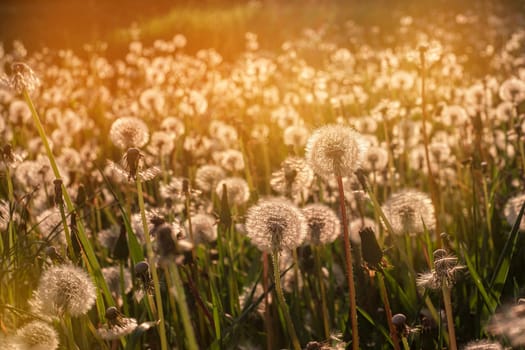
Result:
[392, 313, 409, 338]
[53, 179, 63, 206]
[124, 148, 142, 181]
[134, 261, 154, 295]
[44, 246, 65, 264]
[359, 226, 383, 269]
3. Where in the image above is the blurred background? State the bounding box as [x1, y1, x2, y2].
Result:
[0, 0, 523, 60]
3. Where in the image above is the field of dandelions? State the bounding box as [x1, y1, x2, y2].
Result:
[1, 4, 525, 350]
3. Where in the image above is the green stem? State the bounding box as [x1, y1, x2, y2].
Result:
[313, 246, 330, 339]
[58, 203, 76, 261]
[377, 272, 400, 350]
[168, 263, 199, 350]
[136, 174, 168, 350]
[271, 249, 301, 350]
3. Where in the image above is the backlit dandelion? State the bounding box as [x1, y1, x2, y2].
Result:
[382, 189, 435, 235]
[186, 213, 217, 244]
[109, 117, 149, 150]
[270, 156, 314, 202]
[14, 321, 59, 350]
[487, 303, 525, 346]
[504, 193, 525, 231]
[1, 62, 41, 94]
[195, 164, 226, 192]
[245, 197, 307, 252]
[305, 124, 366, 178]
[302, 204, 341, 245]
[30, 264, 96, 317]
[499, 77, 525, 104]
[216, 177, 250, 206]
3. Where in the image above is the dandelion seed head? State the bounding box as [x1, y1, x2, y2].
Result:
[504, 193, 525, 231]
[362, 145, 389, 172]
[216, 177, 250, 205]
[463, 340, 503, 350]
[187, 213, 217, 244]
[216, 149, 245, 172]
[488, 303, 525, 346]
[109, 117, 149, 150]
[15, 321, 59, 350]
[499, 77, 525, 104]
[302, 204, 341, 245]
[31, 264, 96, 317]
[195, 165, 226, 192]
[381, 189, 435, 235]
[102, 266, 132, 305]
[270, 157, 314, 203]
[283, 124, 309, 148]
[160, 116, 185, 137]
[245, 197, 307, 252]
[2, 62, 41, 94]
[305, 124, 366, 178]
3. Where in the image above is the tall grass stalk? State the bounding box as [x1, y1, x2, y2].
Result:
[442, 284, 457, 350]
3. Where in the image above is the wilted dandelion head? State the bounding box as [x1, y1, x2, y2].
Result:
[305, 124, 366, 178]
[216, 177, 250, 206]
[270, 156, 314, 202]
[15, 321, 59, 350]
[245, 197, 307, 252]
[381, 189, 435, 235]
[30, 264, 96, 317]
[302, 204, 341, 245]
[97, 307, 138, 340]
[109, 117, 149, 150]
[195, 164, 226, 192]
[504, 193, 525, 231]
[416, 249, 464, 290]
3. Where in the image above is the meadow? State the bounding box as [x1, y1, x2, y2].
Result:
[1, 1, 525, 349]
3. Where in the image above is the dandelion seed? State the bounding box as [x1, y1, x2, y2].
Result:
[305, 124, 366, 178]
[245, 197, 307, 252]
[97, 307, 138, 340]
[15, 320, 59, 350]
[109, 117, 149, 150]
[30, 264, 96, 317]
[302, 204, 341, 245]
[381, 189, 435, 235]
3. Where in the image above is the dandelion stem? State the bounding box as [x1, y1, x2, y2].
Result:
[377, 272, 400, 350]
[336, 174, 359, 350]
[167, 263, 199, 350]
[271, 249, 301, 350]
[442, 284, 457, 350]
[262, 252, 274, 350]
[314, 246, 331, 339]
[136, 174, 168, 350]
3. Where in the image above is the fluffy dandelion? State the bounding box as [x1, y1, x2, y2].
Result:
[305, 124, 365, 178]
[504, 193, 525, 231]
[216, 177, 250, 206]
[302, 204, 341, 245]
[270, 156, 314, 202]
[14, 321, 59, 350]
[245, 197, 307, 252]
[195, 164, 226, 192]
[102, 266, 133, 305]
[109, 117, 150, 150]
[186, 213, 217, 245]
[30, 264, 96, 317]
[382, 189, 435, 235]
[97, 307, 138, 340]
[1, 62, 41, 94]
[463, 340, 503, 350]
[499, 77, 525, 104]
[487, 303, 525, 346]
